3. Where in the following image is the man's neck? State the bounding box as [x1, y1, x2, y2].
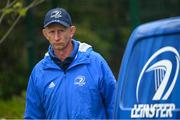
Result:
[54, 41, 73, 61]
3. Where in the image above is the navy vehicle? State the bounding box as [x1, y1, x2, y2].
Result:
[114, 17, 180, 119]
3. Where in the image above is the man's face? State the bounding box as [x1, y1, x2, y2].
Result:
[43, 24, 76, 51]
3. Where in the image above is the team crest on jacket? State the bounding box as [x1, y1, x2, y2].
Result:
[74, 75, 86, 86]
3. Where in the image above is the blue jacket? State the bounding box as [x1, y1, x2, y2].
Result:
[24, 41, 116, 119]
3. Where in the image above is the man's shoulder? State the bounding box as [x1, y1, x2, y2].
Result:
[76, 41, 103, 61]
[88, 50, 105, 61]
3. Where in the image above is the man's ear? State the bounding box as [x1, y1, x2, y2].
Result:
[70, 26, 76, 38]
[42, 28, 49, 40]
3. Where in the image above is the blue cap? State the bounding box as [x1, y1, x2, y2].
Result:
[43, 8, 72, 27]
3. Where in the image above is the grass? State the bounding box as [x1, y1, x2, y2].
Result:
[0, 92, 25, 119]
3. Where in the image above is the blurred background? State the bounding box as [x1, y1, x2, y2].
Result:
[0, 0, 179, 118]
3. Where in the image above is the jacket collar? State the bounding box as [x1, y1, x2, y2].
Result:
[48, 39, 79, 61]
[48, 40, 79, 70]
[42, 41, 92, 70]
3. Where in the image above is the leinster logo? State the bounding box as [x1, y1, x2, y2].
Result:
[51, 10, 62, 18]
[131, 46, 179, 118]
[136, 46, 180, 102]
[74, 75, 86, 86]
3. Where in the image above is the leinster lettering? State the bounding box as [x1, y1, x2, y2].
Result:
[131, 103, 175, 118]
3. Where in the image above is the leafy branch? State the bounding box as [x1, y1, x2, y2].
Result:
[0, 0, 45, 45]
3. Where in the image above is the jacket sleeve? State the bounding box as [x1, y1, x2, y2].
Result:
[99, 58, 116, 119]
[24, 69, 45, 119]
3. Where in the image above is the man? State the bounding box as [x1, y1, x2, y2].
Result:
[24, 7, 116, 119]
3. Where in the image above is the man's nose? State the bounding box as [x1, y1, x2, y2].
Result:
[54, 31, 60, 40]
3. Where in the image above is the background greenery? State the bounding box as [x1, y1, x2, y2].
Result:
[0, 0, 179, 118]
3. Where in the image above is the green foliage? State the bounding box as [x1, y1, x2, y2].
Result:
[13, 2, 27, 16]
[13, 2, 23, 9]
[75, 24, 111, 57]
[120, 26, 132, 44]
[0, 0, 44, 100]
[2, 8, 13, 15]
[0, 25, 29, 99]
[0, 72, 27, 99]
[2, 1, 25, 16]
[0, 92, 25, 119]
[18, 8, 27, 16]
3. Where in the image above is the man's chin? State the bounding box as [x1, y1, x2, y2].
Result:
[54, 45, 65, 51]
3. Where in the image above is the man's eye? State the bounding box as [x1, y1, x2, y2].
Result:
[49, 31, 54, 34]
[59, 29, 65, 32]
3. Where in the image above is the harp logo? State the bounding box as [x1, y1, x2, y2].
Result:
[74, 76, 86, 86]
[136, 46, 180, 102]
[51, 10, 62, 18]
[131, 46, 180, 118]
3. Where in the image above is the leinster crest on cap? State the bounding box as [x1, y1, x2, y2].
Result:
[50, 10, 62, 18]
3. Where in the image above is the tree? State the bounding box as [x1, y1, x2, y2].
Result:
[0, 0, 46, 99]
[0, 0, 45, 45]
